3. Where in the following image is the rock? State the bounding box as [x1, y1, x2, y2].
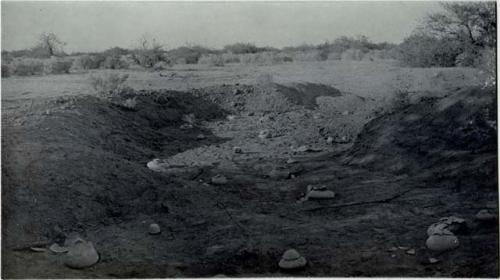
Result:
[427, 216, 467, 236]
[397, 246, 409, 250]
[180, 123, 193, 130]
[64, 239, 99, 269]
[428, 257, 440, 264]
[326, 137, 334, 144]
[475, 209, 497, 222]
[307, 190, 336, 200]
[30, 247, 47, 252]
[211, 175, 228, 185]
[342, 110, 349, 116]
[286, 158, 298, 164]
[278, 249, 307, 270]
[426, 234, 459, 251]
[64, 232, 83, 247]
[233, 146, 243, 154]
[293, 145, 308, 153]
[387, 246, 398, 252]
[406, 249, 416, 255]
[269, 169, 289, 180]
[233, 89, 242, 95]
[226, 115, 236, 121]
[258, 129, 272, 139]
[196, 134, 207, 140]
[205, 245, 225, 256]
[49, 243, 69, 254]
[149, 223, 161, 235]
[147, 159, 167, 172]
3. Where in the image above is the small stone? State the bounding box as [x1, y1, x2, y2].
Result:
[307, 190, 336, 200]
[233, 147, 243, 154]
[258, 129, 272, 139]
[30, 247, 47, 252]
[342, 110, 349, 116]
[286, 158, 298, 164]
[326, 137, 334, 144]
[428, 257, 440, 264]
[64, 239, 99, 269]
[196, 134, 207, 140]
[390, 254, 397, 258]
[397, 246, 409, 250]
[406, 249, 415, 255]
[426, 234, 459, 251]
[293, 145, 308, 153]
[279, 249, 307, 270]
[149, 223, 161, 235]
[49, 243, 69, 253]
[226, 115, 236, 121]
[387, 247, 398, 252]
[233, 89, 242, 95]
[475, 209, 497, 222]
[147, 159, 167, 172]
[180, 123, 193, 130]
[211, 175, 228, 185]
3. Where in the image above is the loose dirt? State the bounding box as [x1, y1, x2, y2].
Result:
[1, 82, 498, 277]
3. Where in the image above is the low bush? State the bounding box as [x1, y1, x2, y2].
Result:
[2, 64, 11, 77]
[43, 57, 73, 74]
[397, 33, 462, 67]
[72, 55, 105, 70]
[102, 55, 129, 69]
[198, 54, 224, 66]
[88, 72, 129, 98]
[10, 58, 44, 76]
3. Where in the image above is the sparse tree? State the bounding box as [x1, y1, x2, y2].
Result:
[425, 2, 496, 48]
[36, 32, 66, 57]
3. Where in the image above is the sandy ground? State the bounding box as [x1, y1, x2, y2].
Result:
[1, 60, 497, 278]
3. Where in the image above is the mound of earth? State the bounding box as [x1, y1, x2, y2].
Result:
[346, 86, 497, 184]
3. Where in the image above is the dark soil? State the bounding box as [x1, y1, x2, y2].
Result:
[1, 83, 498, 278]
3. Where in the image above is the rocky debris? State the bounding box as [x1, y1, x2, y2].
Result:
[147, 159, 167, 172]
[149, 223, 161, 235]
[30, 247, 47, 253]
[426, 234, 459, 251]
[427, 216, 467, 236]
[278, 249, 307, 270]
[182, 113, 196, 124]
[268, 168, 290, 180]
[211, 175, 228, 185]
[305, 185, 336, 200]
[233, 146, 243, 154]
[196, 134, 207, 140]
[475, 209, 497, 222]
[49, 243, 69, 254]
[64, 238, 99, 269]
[258, 129, 272, 139]
[180, 123, 193, 130]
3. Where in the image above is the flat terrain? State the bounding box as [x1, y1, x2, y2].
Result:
[2, 60, 498, 277]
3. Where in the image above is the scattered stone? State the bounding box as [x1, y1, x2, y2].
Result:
[406, 249, 416, 255]
[64, 233, 83, 247]
[475, 209, 497, 222]
[278, 249, 307, 270]
[182, 113, 196, 124]
[397, 246, 409, 250]
[338, 136, 350, 143]
[293, 145, 309, 153]
[226, 115, 236, 121]
[326, 136, 334, 144]
[258, 129, 272, 139]
[211, 175, 228, 185]
[233, 146, 243, 154]
[149, 223, 161, 235]
[427, 216, 467, 236]
[428, 257, 440, 264]
[180, 123, 193, 130]
[390, 254, 397, 258]
[147, 159, 167, 172]
[426, 234, 459, 251]
[342, 110, 349, 116]
[196, 134, 207, 140]
[286, 158, 298, 164]
[269, 168, 290, 180]
[306, 185, 336, 200]
[233, 89, 242, 95]
[64, 239, 99, 269]
[387, 246, 398, 252]
[30, 247, 47, 252]
[49, 243, 69, 254]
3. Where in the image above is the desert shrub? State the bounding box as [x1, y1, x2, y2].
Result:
[341, 49, 365, 61]
[122, 97, 137, 110]
[72, 55, 105, 70]
[221, 52, 241, 64]
[10, 58, 44, 76]
[102, 55, 129, 69]
[398, 33, 462, 67]
[153, 61, 170, 71]
[2, 64, 11, 77]
[43, 57, 73, 74]
[327, 52, 342, 60]
[168, 46, 214, 64]
[198, 54, 224, 66]
[223, 43, 259, 54]
[88, 72, 129, 98]
[255, 73, 274, 88]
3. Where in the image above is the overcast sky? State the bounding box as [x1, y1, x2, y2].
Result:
[1, 1, 442, 52]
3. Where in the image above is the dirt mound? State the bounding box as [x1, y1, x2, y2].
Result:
[1, 90, 227, 250]
[346, 86, 497, 186]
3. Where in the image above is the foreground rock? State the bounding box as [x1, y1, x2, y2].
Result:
[426, 234, 459, 252]
[149, 223, 161, 235]
[279, 249, 307, 270]
[64, 239, 99, 269]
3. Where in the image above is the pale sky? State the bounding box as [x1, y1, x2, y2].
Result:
[1, 1, 442, 52]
